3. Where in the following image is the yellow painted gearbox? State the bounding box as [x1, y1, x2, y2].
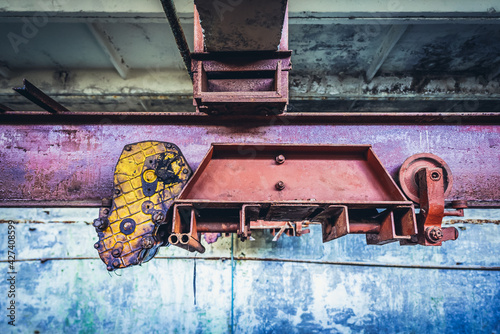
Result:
[93, 141, 192, 271]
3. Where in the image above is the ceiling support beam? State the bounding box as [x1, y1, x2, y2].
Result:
[160, 0, 193, 81]
[87, 23, 130, 79]
[1, 0, 499, 23]
[366, 25, 408, 82]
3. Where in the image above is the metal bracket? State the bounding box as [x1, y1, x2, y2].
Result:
[167, 144, 418, 251]
[191, 4, 291, 115]
[399, 153, 467, 246]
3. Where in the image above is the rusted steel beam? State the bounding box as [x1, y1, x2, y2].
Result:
[191, 2, 290, 114]
[1, 111, 499, 125]
[12, 79, 69, 114]
[196, 222, 239, 233]
[194, 0, 288, 52]
[349, 223, 381, 234]
[191, 51, 291, 114]
[160, 0, 193, 81]
[0, 124, 498, 208]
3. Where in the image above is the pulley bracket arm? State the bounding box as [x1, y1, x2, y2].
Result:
[416, 167, 458, 245]
[398, 153, 467, 246]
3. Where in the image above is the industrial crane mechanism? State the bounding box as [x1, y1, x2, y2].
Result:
[93, 142, 466, 271]
[92, 0, 466, 272]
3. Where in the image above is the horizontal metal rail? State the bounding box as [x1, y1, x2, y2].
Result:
[4, 219, 499, 225]
[1, 111, 499, 125]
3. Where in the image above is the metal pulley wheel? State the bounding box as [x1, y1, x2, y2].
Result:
[398, 153, 453, 203]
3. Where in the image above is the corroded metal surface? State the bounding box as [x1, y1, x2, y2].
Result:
[93, 143, 460, 269]
[13, 79, 69, 114]
[0, 124, 498, 207]
[93, 141, 192, 271]
[192, 52, 291, 114]
[191, 2, 290, 114]
[2, 111, 499, 124]
[160, 0, 193, 81]
[194, 0, 288, 52]
[399, 153, 453, 203]
[168, 144, 418, 252]
[181, 144, 406, 202]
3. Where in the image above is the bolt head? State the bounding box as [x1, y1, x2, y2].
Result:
[112, 249, 121, 257]
[153, 211, 166, 223]
[275, 155, 285, 164]
[93, 218, 108, 230]
[123, 222, 133, 231]
[275, 181, 285, 191]
[114, 188, 121, 195]
[124, 145, 132, 151]
[94, 242, 100, 249]
[430, 171, 441, 181]
[426, 227, 443, 243]
[141, 236, 155, 249]
[112, 260, 120, 268]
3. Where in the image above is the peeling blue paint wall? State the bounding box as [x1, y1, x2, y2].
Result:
[0, 208, 499, 333]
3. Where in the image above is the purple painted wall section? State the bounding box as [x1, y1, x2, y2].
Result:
[0, 124, 498, 207]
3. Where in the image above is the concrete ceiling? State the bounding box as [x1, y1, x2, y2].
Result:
[0, 0, 499, 112]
